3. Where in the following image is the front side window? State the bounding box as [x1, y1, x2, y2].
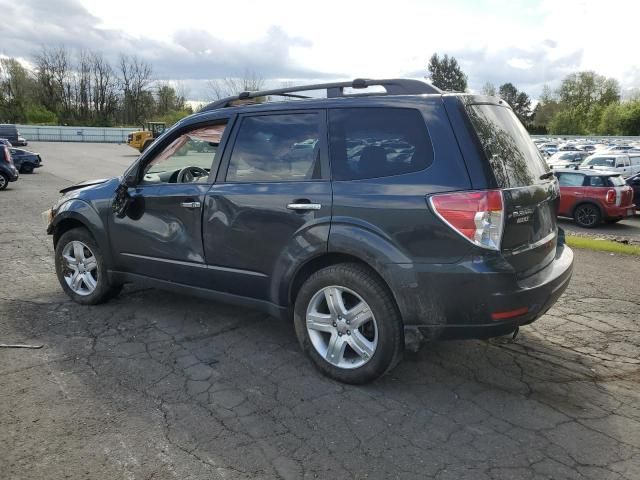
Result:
[226, 113, 321, 183]
[142, 124, 226, 184]
[557, 173, 585, 187]
[328, 108, 433, 181]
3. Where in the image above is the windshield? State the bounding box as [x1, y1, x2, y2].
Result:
[466, 104, 549, 187]
[584, 157, 614, 167]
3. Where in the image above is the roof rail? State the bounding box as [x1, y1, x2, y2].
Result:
[200, 78, 441, 112]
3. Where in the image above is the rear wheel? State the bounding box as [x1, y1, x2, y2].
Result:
[574, 203, 601, 228]
[55, 228, 121, 305]
[294, 263, 403, 384]
[0, 173, 8, 190]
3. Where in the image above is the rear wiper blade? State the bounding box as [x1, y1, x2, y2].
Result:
[539, 171, 555, 180]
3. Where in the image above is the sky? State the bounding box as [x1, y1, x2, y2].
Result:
[1, 0, 639, 102]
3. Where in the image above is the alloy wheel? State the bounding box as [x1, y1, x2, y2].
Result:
[576, 205, 598, 227]
[61, 240, 99, 296]
[306, 285, 378, 369]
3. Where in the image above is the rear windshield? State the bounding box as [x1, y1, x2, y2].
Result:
[608, 175, 625, 186]
[466, 104, 549, 188]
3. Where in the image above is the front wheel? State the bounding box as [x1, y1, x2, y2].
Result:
[574, 204, 601, 228]
[294, 263, 403, 384]
[20, 163, 34, 174]
[55, 228, 121, 305]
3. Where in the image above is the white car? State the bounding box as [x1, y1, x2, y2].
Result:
[580, 153, 640, 177]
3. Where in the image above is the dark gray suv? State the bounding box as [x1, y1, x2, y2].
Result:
[45, 79, 573, 383]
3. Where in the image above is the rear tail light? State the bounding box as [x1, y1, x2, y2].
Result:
[605, 189, 616, 204]
[3, 146, 14, 165]
[429, 190, 504, 251]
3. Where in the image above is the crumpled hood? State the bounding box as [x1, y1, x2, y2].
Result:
[59, 178, 111, 194]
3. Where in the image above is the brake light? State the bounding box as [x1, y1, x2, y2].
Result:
[605, 189, 616, 204]
[429, 190, 504, 251]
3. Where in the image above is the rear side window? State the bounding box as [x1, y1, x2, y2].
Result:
[557, 173, 585, 187]
[328, 108, 433, 181]
[465, 104, 549, 188]
[226, 113, 321, 182]
[588, 176, 605, 187]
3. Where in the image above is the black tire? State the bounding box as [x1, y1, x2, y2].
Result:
[293, 263, 403, 384]
[21, 163, 34, 174]
[0, 173, 8, 190]
[54, 227, 121, 305]
[573, 203, 601, 228]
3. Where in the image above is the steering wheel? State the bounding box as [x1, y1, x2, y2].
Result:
[177, 166, 208, 183]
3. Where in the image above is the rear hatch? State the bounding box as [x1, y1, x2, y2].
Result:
[464, 102, 559, 277]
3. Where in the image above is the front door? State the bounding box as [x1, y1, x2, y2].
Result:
[109, 121, 229, 285]
[202, 111, 332, 302]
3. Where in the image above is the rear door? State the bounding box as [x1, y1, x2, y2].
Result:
[202, 110, 332, 301]
[463, 103, 559, 276]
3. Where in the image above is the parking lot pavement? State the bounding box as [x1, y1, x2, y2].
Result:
[559, 216, 640, 244]
[1, 142, 639, 480]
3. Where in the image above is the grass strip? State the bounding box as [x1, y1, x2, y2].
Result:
[566, 235, 640, 256]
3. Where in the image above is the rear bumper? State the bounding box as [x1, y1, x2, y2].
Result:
[604, 205, 635, 219]
[387, 244, 574, 342]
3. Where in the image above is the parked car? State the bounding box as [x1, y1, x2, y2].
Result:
[44, 78, 573, 384]
[547, 151, 590, 168]
[626, 172, 640, 210]
[0, 124, 27, 146]
[9, 148, 42, 173]
[0, 145, 19, 190]
[580, 153, 640, 177]
[554, 168, 635, 227]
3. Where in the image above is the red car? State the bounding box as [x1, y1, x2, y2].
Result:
[554, 168, 635, 227]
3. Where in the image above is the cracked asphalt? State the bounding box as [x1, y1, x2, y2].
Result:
[1, 142, 639, 480]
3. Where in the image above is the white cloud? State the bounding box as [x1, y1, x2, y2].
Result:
[1, 0, 638, 100]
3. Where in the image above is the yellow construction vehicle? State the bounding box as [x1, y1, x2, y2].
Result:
[126, 122, 166, 153]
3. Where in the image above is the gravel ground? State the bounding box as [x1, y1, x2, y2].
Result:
[1, 142, 639, 480]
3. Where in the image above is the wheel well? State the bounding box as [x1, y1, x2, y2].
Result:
[52, 218, 88, 247]
[288, 253, 398, 311]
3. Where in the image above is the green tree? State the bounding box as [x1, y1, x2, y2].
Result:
[427, 53, 467, 92]
[548, 109, 585, 135]
[598, 103, 621, 135]
[558, 71, 620, 111]
[0, 58, 36, 122]
[498, 83, 532, 123]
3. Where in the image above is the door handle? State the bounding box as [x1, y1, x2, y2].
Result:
[287, 203, 321, 211]
[180, 201, 201, 208]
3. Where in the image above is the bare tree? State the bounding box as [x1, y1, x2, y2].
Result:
[119, 54, 153, 125]
[208, 71, 264, 100]
[91, 52, 116, 122]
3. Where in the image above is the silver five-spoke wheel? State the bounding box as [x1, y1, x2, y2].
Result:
[61, 240, 99, 296]
[306, 285, 378, 369]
